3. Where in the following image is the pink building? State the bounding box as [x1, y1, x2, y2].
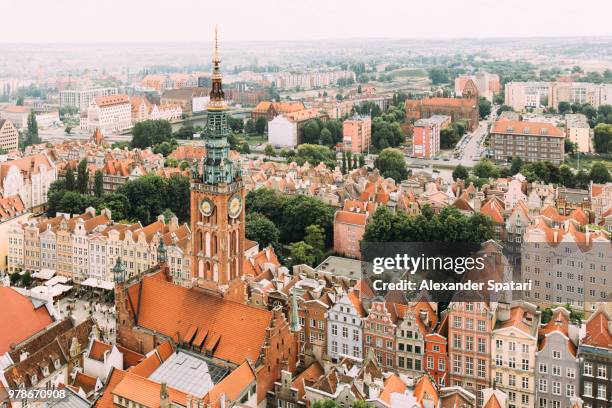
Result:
[412, 115, 448, 159]
[333, 199, 376, 259]
[342, 115, 371, 153]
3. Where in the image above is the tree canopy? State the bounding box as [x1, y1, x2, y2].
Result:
[374, 148, 408, 182]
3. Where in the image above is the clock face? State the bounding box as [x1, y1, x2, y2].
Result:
[199, 199, 214, 217]
[228, 194, 242, 219]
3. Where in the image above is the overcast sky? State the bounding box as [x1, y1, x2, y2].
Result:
[2, 0, 611, 43]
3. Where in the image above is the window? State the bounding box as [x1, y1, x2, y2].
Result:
[521, 394, 529, 405]
[597, 364, 607, 378]
[386, 340, 393, 350]
[478, 359, 486, 378]
[509, 341, 516, 352]
[522, 359, 529, 371]
[331, 324, 337, 336]
[352, 330, 359, 342]
[552, 350, 561, 359]
[496, 339, 503, 349]
[496, 355, 503, 367]
[478, 320, 485, 331]
[509, 374, 516, 387]
[342, 327, 348, 338]
[398, 356, 404, 368]
[495, 372, 502, 385]
[539, 363, 547, 374]
[466, 357, 473, 376]
[584, 362, 592, 376]
[453, 316, 462, 328]
[584, 382, 592, 397]
[522, 377, 528, 389]
[522, 344, 529, 353]
[597, 384, 606, 399]
[466, 319, 474, 330]
[478, 338, 486, 353]
[552, 381, 560, 396]
[509, 357, 516, 369]
[538, 379, 547, 393]
[566, 367, 575, 379]
[453, 356, 461, 374]
[453, 335, 462, 349]
[465, 336, 473, 351]
[539, 398, 547, 408]
[552, 365, 560, 376]
[331, 341, 338, 353]
[427, 356, 434, 369]
[386, 355, 393, 367]
[566, 383, 574, 397]
[439, 358, 445, 371]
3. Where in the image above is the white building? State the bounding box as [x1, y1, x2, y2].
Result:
[0, 153, 57, 211]
[59, 87, 119, 111]
[82, 94, 132, 133]
[0, 119, 19, 152]
[35, 111, 60, 128]
[268, 114, 298, 148]
[565, 113, 591, 153]
[326, 290, 365, 362]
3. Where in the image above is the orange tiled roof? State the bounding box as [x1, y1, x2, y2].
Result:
[483, 394, 502, 408]
[0, 287, 54, 354]
[125, 274, 273, 365]
[413, 375, 440, 407]
[74, 372, 97, 394]
[94, 368, 125, 408]
[205, 361, 256, 408]
[112, 372, 187, 408]
[94, 94, 130, 108]
[378, 374, 407, 406]
[582, 309, 612, 349]
[491, 119, 564, 138]
[89, 339, 112, 361]
[335, 211, 367, 226]
[291, 361, 324, 402]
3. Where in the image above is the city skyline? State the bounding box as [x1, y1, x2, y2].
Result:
[2, 0, 612, 43]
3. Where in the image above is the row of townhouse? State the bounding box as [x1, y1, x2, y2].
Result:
[289, 265, 611, 408]
[6, 207, 192, 285]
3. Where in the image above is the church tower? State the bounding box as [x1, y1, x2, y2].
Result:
[190, 26, 245, 287]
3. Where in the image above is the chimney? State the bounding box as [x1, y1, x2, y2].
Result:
[553, 230, 558, 243]
[160, 383, 170, 408]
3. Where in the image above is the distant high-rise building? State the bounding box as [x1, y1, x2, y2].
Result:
[342, 114, 371, 153]
[59, 87, 119, 111]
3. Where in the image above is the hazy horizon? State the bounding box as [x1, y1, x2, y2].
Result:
[2, 0, 612, 43]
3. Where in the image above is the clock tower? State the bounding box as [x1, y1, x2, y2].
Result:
[190, 26, 244, 287]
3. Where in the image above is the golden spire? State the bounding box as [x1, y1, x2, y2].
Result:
[208, 24, 226, 110]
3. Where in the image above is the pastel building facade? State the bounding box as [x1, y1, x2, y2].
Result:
[0, 119, 19, 152]
[0, 153, 57, 211]
[412, 115, 449, 159]
[326, 290, 365, 362]
[82, 94, 132, 133]
[342, 115, 371, 153]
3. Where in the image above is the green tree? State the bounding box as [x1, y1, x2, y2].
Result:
[288, 241, 317, 267]
[473, 158, 500, 179]
[117, 174, 169, 225]
[161, 208, 176, 223]
[293, 144, 336, 167]
[153, 140, 177, 157]
[558, 101, 571, 114]
[452, 164, 469, 181]
[246, 188, 285, 225]
[540, 308, 553, 324]
[359, 155, 365, 167]
[65, 168, 76, 191]
[93, 170, 104, 198]
[320, 128, 333, 146]
[304, 224, 325, 252]
[496, 105, 514, 116]
[593, 123, 612, 153]
[76, 159, 89, 194]
[589, 162, 611, 183]
[427, 67, 449, 84]
[16, 96, 24, 106]
[281, 195, 335, 245]
[564, 139, 577, 155]
[246, 213, 280, 248]
[559, 165, 575, 188]
[510, 156, 524, 175]
[302, 120, 321, 144]
[166, 174, 191, 222]
[97, 193, 130, 221]
[131, 120, 173, 149]
[10, 272, 21, 286]
[478, 97, 492, 119]
[21, 271, 31, 287]
[23, 110, 41, 148]
[264, 144, 275, 157]
[374, 148, 408, 182]
[341, 152, 347, 174]
[255, 117, 267, 135]
[352, 155, 358, 169]
[245, 119, 255, 134]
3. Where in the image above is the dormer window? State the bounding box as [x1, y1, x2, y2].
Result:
[30, 373, 38, 385]
[42, 365, 49, 377]
[54, 359, 61, 369]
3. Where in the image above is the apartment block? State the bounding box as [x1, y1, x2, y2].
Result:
[491, 119, 565, 165]
[412, 115, 449, 159]
[81, 94, 132, 133]
[342, 114, 371, 153]
[0, 119, 19, 152]
[565, 113, 591, 153]
[59, 87, 119, 111]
